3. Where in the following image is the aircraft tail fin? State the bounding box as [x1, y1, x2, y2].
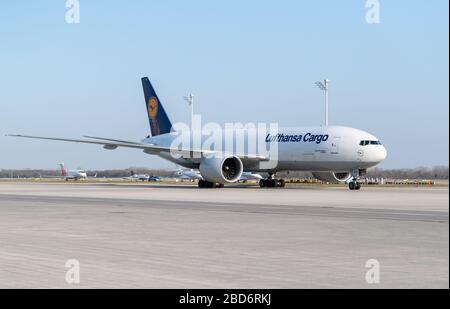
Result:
[59, 163, 68, 177]
[141, 77, 173, 136]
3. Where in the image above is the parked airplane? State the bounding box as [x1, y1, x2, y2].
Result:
[59, 163, 88, 181]
[8, 77, 387, 190]
[176, 169, 263, 184]
[175, 169, 203, 181]
[124, 174, 150, 181]
[123, 171, 151, 181]
[239, 172, 263, 183]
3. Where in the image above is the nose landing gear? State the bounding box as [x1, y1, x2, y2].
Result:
[348, 169, 364, 190]
[259, 172, 286, 188]
[348, 181, 361, 190]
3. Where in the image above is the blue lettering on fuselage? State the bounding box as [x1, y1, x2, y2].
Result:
[265, 133, 329, 144]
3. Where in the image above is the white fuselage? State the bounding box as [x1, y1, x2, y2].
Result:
[66, 170, 87, 180]
[123, 174, 150, 181]
[143, 126, 387, 173]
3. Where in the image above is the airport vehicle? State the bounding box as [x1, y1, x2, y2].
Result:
[8, 77, 387, 190]
[148, 175, 162, 182]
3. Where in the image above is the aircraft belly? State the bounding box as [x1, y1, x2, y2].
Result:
[276, 160, 360, 171]
[157, 152, 198, 169]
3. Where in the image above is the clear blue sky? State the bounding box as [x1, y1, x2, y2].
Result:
[1, 1, 448, 169]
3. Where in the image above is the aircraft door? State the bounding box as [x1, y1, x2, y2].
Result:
[330, 137, 340, 154]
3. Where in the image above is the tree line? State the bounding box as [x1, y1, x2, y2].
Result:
[0, 166, 448, 180]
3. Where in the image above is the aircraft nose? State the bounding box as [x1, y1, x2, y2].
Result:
[376, 146, 387, 162]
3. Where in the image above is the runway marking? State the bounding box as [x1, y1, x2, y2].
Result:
[0, 194, 448, 223]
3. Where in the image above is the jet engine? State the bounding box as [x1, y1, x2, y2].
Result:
[199, 156, 243, 184]
[311, 172, 351, 184]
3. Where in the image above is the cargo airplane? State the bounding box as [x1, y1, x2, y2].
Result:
[8, 77, 387, 190]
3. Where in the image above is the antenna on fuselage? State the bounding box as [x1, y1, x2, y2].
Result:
[315, 79, 329, 126]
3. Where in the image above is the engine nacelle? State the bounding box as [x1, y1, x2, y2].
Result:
[199, 156, 243, 184]
[312, 172, 351, 184]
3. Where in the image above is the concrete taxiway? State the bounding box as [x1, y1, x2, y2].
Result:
[0, 182, 448, 288]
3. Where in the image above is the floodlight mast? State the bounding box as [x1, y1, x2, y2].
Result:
[315, 79, 329, 126]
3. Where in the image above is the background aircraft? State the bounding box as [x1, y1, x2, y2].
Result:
[175, 168, 262, 183]
[122, 171, 162, 182]
[123, 170, 150, 181]
[175, 169, 202, 181]
[59, 163, 88, 181]
[239, 172, 263, 183]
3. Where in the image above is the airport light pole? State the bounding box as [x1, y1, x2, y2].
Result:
[315, 79, 329, 126]
[183, 94, 194, 129]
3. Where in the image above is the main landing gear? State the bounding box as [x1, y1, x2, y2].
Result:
[259, 173, 286, 188]
[198, 179, 224, 188]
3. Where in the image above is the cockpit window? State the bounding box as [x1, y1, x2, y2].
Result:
[360, 140, 382, 146]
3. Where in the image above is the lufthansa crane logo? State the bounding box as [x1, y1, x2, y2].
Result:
[148, 97, 158, 119]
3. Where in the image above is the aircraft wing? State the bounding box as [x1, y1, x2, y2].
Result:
[6, 134, 269, 161]
[82, 135, 143, 145]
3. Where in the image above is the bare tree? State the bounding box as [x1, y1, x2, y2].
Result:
[367, 166, 448, 179]
[1, 166, 448, 180]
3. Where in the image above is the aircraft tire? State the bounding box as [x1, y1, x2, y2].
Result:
[267, 179, 276, 187]
[349, 182, 356, 190]
[198, 180, 205, 188]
